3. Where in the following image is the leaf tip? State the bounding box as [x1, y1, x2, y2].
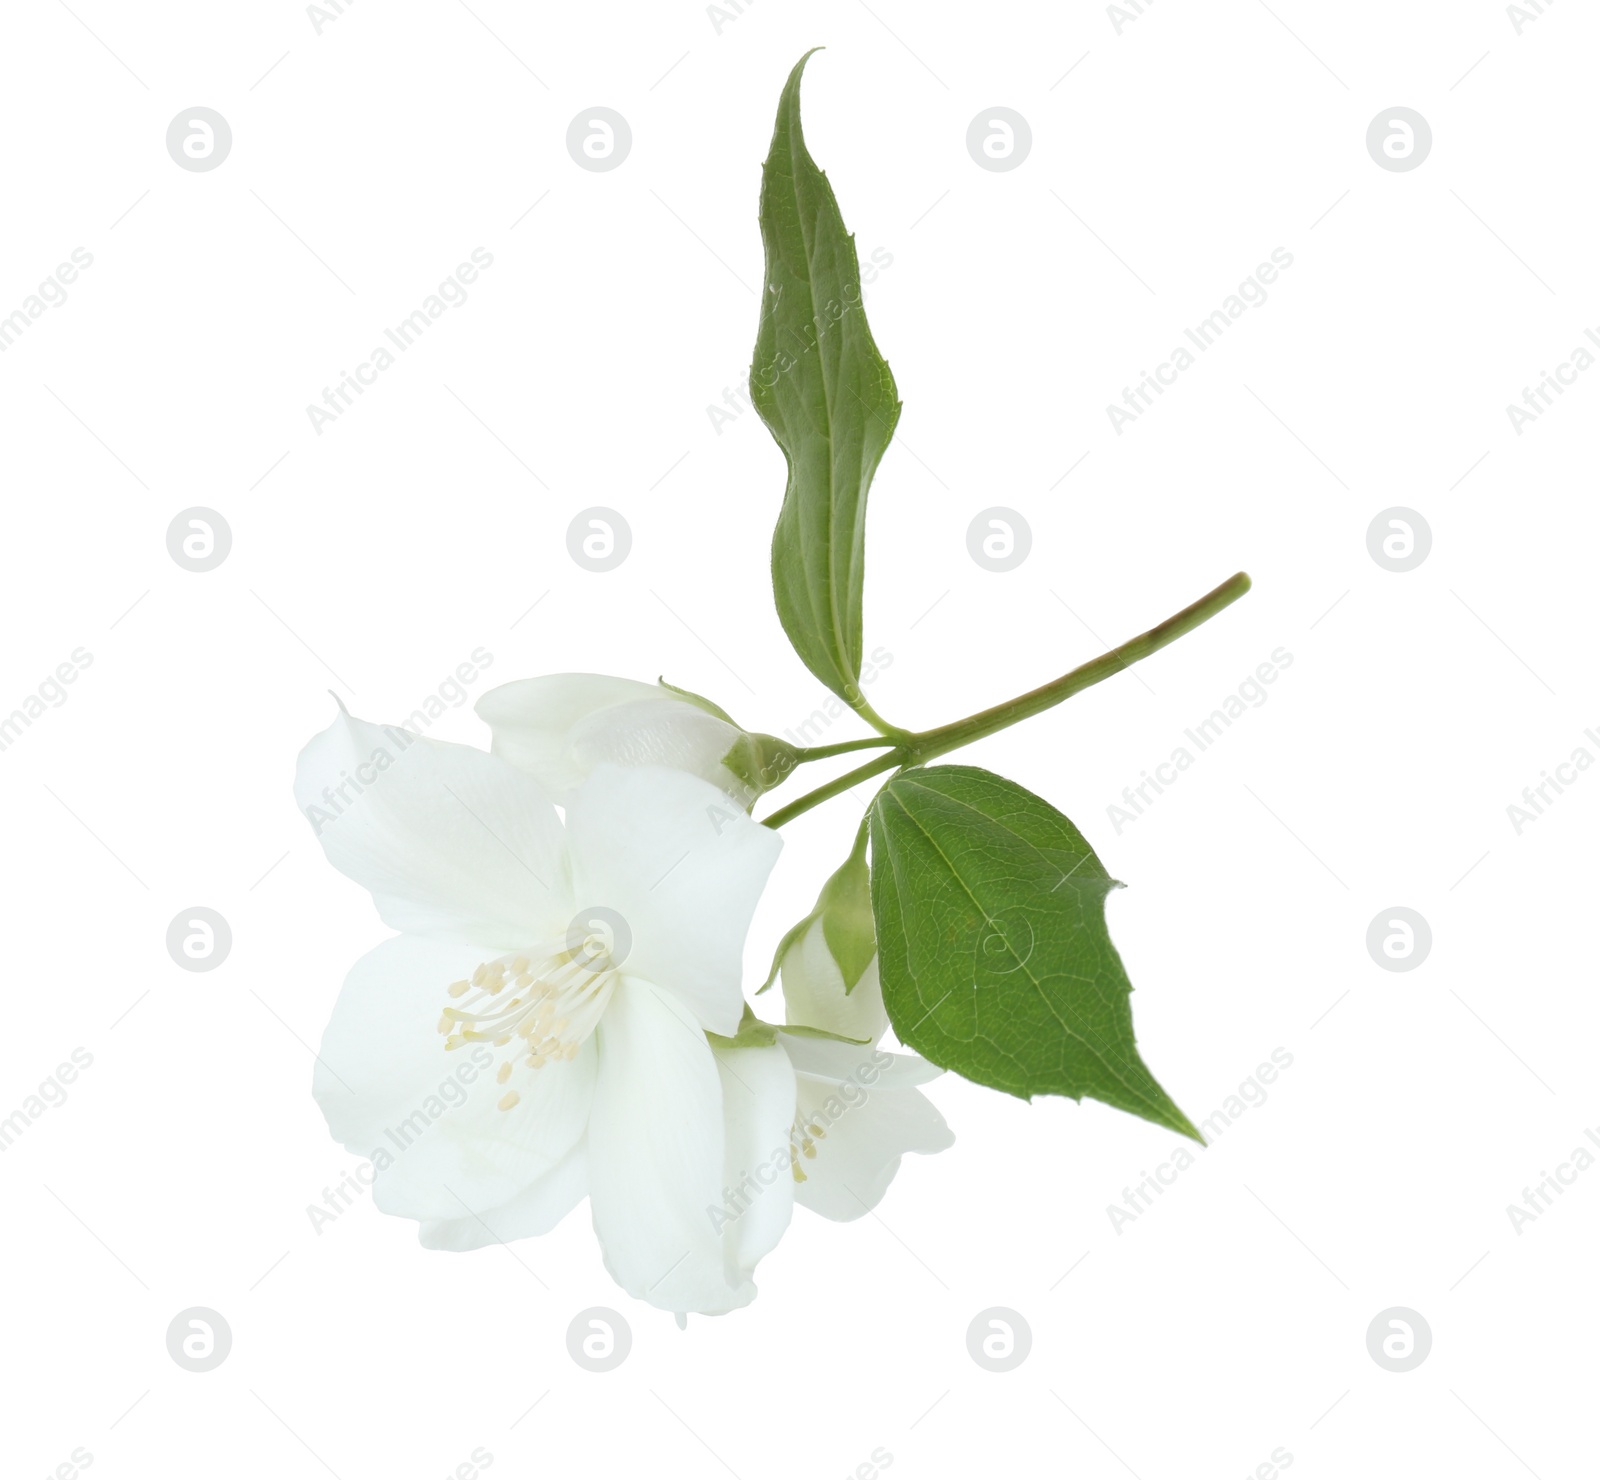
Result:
[784, 46, 826, 94]
[1171, 1107, 1204, 1144]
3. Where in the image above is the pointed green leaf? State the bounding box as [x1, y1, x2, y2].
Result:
[870, 765, 1199, 1140]
[752, 50, 902, 706]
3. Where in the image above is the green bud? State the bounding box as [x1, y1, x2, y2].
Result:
[814, 827, 875, 991]
[656, 676, 800, 804]
[719, 731, 802, 800]
[759, 816, 880, 1033]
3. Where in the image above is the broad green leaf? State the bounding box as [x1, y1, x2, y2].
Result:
[870, 765, 1199, 1140]
[752, 50, 902, 707]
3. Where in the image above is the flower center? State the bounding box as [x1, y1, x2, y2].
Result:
[437, 940, 618, 1112]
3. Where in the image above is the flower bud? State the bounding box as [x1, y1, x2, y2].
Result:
[775, 829, 886, 1041]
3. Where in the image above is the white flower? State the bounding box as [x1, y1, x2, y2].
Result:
[704, 1021, 950, 1232]
[772, 1032, 951, 1222]
[750, 845, 955, 1221]
[475, 673, 768, 807]
[296, 705, 784, 1315]
[708, 883, 955, 1229]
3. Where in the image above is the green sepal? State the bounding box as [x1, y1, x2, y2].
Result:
[756, 815, 876, 995]
[817, 821, 875, 992]
[658, 676, 742, 727]
[657, 676, 799, 800]
[707, 1004, 870, 1049]
[721, 732, 802, 799]
[756, 910, 819, 995]
[706, 1003, 780, 1050]
[777, 1023, 872, 1045]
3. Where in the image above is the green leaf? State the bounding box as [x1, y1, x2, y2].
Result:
[870, 765, 1199, 1140]
[752, 50, 902, 708]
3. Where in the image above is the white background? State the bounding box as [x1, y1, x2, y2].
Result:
[3, 1, 1597, 1477]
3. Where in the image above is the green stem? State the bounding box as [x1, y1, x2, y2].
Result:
[791, 736, 900, 762]
[761, 571, 1251, 829]
[908, 571, 1252, 763]
[847, 692, 912, 742]
[762, 750, 904, 829]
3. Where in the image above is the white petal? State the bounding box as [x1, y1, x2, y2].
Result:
[313, 934, 595, 1222]
[476, 673, 669, 795]
[793, 1077, 954, 1222]
[418, 1144, 587, 1251]
[781, 919, 890, 1043]
[314, 935, 491, 1147]
[371, 1037, 595, 1222]
[295, 707, 569, 946]
[565, 764, 782, 1036]
[587, 978, 749, 1315]
[712, 1041, 796, 1287]
[570, 698, 755, 806]
[777, 1035, 945, 1091]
